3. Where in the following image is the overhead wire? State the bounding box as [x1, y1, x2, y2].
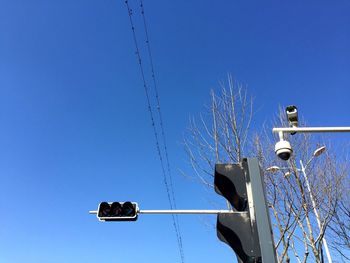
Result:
[124, 1, 184, 262]
[140, 0, 173, 191]
[139, 0, 184, 260]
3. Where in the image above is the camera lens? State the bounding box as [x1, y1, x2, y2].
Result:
[278, 152, 290, 161]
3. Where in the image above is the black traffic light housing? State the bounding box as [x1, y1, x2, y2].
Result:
[97, 201, 138, 221]
[214, 160, 262, 263]
[214, 164, 248, 211]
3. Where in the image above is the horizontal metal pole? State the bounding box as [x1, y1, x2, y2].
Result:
[273, 127, 350, 133]
[139, 209, 235, 214]
[89, 209, 236, 215]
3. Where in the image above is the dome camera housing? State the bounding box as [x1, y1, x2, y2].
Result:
[275, 140, 293, 161]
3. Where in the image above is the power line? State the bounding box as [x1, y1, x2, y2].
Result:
[139, 0, 184, 259]
[124, 1, 184, 262]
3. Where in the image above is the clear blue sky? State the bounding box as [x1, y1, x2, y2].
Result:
[1, 1, 350, 262]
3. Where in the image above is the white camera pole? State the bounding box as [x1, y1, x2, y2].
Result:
[273, 127, 350, 133]
[273, 125, 350, 263]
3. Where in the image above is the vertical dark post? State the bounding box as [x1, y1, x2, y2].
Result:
[245, 158, 277, 263]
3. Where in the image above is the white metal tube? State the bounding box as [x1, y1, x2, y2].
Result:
[278, 131, 284, 140]
[89, 209, 236, 215]
[300, 160, 333, 263]
[273, 127, 350, 133]
[139, 209, 235, 214]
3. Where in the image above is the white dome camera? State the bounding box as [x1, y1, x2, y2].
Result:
[275, 140, 293, 161]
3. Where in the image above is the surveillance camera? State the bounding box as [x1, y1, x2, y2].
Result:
[275, 140, 293, 161]
[286, 105, 298, 126]
[286, 105, 298, 135]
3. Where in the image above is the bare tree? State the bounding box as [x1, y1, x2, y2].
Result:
[184, 74, 253, 188]
[255, 109, 348, 262]
[328, 167, 350, 261]
[183, 75, 348, 262]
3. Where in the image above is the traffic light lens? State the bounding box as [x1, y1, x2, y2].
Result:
[122, 202, 136, 217]
[110, 202, 123, 216]
[98, 202, 111, 217]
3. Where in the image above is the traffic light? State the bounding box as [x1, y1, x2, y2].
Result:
[214, 160, 261, 263]
[97, 201, 138, 221]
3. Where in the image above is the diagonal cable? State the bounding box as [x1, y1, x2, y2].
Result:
[124, 1, 184, 262]
[139, 0, 184, 260]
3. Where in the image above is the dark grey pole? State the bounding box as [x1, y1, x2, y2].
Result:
[246, 158, 277, 263]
